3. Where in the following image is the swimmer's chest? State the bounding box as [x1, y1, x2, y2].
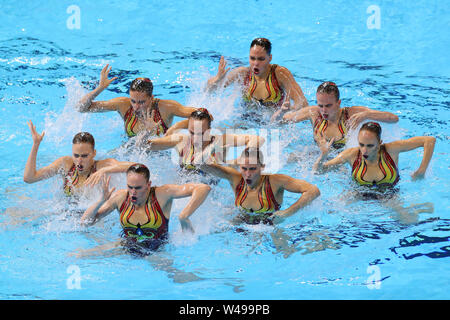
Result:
[360, 161, 386, 182]
[316, 120, 345, 142]
[126, 206, 152, 225]
[250, 79, 272, 101]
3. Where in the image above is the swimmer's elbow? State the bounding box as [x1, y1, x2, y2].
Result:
[390, 114, 399, 122]
[23, 175, 34, 184]
[198, 184, 212, 194]
[425, 136, 436, 147]
[311, 185, 321, 199]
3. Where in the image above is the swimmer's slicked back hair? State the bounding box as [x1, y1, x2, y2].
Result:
[127, 163, 150, 182]
[360, 122, 382, 141]
[189, 108, 214, 128]
[72, 132, 95, 148]
[317, 81, 340, 101]
[239, 147, 265, 166]
[250, 38, 272, 55]
[130, 77, 153, 97]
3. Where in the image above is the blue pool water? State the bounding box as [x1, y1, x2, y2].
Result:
[0, 0, 449, 299]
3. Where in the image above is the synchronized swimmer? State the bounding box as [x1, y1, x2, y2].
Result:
[23, 37, 437, 255]
[77, 65, 196, 137]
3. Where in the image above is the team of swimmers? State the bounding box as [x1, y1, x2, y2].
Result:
[24, 37, 436, 254]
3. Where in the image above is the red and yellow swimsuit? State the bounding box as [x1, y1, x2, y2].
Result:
[313, 107, 350, 148]
[179, 136, 217, 171]
[119, 187, 169, 241]
[243, 64, 284, 108]
[123, 98, 168, 137]
[234, 175, 281, 224]
[63, 162, 97, 196]
[351, 145, 400, 187]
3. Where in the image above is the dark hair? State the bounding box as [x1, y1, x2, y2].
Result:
[72, 132, 95, 148]
[130, 77, 153, 97]
[250, 38, 272, 55]
[360, 122, 382, 141]
[317, 81, 340, 101]
[126, 163, 150, 182]
[239, 147, 265, 166]
[189, 108, 214, 128]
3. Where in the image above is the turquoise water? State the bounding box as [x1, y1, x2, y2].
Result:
[0, 0, 449, 299]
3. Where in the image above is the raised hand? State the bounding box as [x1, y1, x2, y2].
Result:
[84, 168, 106, 187]
[216, 56, 230, 81]
[27, 120, 45, 145]
[100, 175, 116, 202]
[347, 111, 368, 130]
[315, 132, 336, 156]
[98, 64, 118, 90]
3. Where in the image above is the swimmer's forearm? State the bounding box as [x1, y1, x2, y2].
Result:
[278, 186, 320, 217]
[80, 199, 106, 225]
[205, 76, 221, 92]
[416, 136, 436, 174]
[366, 110, 399, 123]
[77, 86, 104, 112]
[178, 184, 211, 220]
[23, 143, 41, 183]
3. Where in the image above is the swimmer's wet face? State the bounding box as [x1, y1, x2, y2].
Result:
[72, 142, 96, 174]
[126, 171, 151, 205]
[358, 129, 381, 162]
[249, 45, 272, 77]
[238, 148, 265, 188]
[188, 113, 212, 148]
[129, 90, 152, 114]
[239, 161, 264, 188]
[316, 91, 341, 121]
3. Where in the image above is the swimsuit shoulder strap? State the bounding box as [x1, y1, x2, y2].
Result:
[234, 177, 248, 207]
[259, 175, 281, 211]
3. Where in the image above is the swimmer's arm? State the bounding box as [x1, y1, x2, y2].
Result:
[221, 133, 265, 150]
[80, 178, 120, 225]
[276, 66, 308, 109]
[206, 59, 246, 92]
[78, 96, 129, 114]
[24, 152, 68, 184]
[159, 184, 212, 233]
[164, 119, 189, 136]
[199, 163, 240, 182]
[163, 100, 196, 119]
[272, 175, 320, 222]
[347, 106, 399, 129]
[386, 136, 436, 180]
[77, 64, 121, 112]
[146, 133, 185, 151]
[282, 106, 316, 123]
[24, 121, 62, 183]
[313, 147, 355, 173]
[85, 159, 136, 187]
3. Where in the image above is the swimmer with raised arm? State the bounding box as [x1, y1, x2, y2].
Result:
[24, 121, 135, 197]
[80, 164, 211, 254]
[146, 108, 265, 174]
[199, 148, 320, 225]
[314, 122, 436, 223]
[283, 82, 399, 149]
[77, 65, 196, 137]
[206, 38, 308, 120]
